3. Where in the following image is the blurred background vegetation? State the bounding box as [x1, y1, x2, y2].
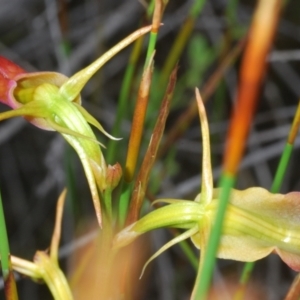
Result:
[0, 0, 300, 299]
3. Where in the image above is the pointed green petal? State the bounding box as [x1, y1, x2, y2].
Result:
[73, 103, 121, 141]
[47, 118, 104, 147]
[139, 226, 199, 278]
[114, 201, 205, 248]
[59, 25, 153, 102]
[0, 100, 50, 121]
[195, 88, 213, 205]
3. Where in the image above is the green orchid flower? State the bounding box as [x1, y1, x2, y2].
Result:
[0, 25, 152, 226]
[114, 88, 300, 276]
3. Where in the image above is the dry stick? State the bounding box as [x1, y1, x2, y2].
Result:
[117, 54, 155, 297]
[124, 54, 154, 182]
[158, 37, 246, 158]
[118, 67, 177, 300]
[126, 65, 178, 225]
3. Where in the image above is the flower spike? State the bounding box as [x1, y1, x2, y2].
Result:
[139, 226, 199, 279]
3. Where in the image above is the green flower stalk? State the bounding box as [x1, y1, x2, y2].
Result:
[0, 25, 152, 226]
[114, 88, 300, 290]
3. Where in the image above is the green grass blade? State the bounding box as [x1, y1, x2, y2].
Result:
[178, 239, 198, 271]
[271, 143, 293, 193]
[147, 0, 155, 19]
[144, 31, 157, 68]
[144, 0, 167, 68]
[118, 181, 132, 227]
[192, 174, 235, 300]
[0, 192, 9, 279]
[160, 0, 206, 86]
[0, 190, 18, 300]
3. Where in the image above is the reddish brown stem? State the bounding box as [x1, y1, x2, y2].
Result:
[124, 55, 154, 182]
[126, 65, 178, 225]
[223, 0, 282, 175]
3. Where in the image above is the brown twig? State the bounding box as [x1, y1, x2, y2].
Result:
[124, 53, 154, 182]
[126, 65, 178, 225]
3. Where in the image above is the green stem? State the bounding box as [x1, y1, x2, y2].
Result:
[0, 192, 9, 277]
[147, 0, 155, 19]
[160, 0, 205, 86]
[271, 143, 293, 193]
[190, 0, 206, 18]
[118, 181, 132, 227]
[104, 188, 113, 222]
[226, 0, 239, 25]
[192, 174, 235, 300]
[144, 31, 157, 69]
[178, 239, 198, 271]
[0, 190, 18, 299]
[240, 261, 255, 284]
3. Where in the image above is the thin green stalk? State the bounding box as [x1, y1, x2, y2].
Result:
[271, 143, 293, 193]
[144, 31, 158, 68]
[104, 188, 113, 222]
[160, 0, 206, 86]
[147, 0, 155, 19]
[0, 190, 18, 299]
[0, 192, 9, 278]
[144, 0, 166, 68]
[192, 174, 235, 300]
[226, 0, 239, 26]
[118, 181, 132, 227]
[190, 0, 206, 18]
[178, 239, 198, 271]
